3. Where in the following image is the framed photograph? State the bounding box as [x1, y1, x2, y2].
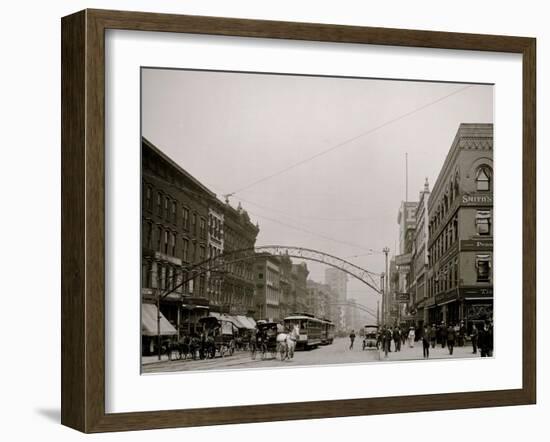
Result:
[61, 9, 536, 433]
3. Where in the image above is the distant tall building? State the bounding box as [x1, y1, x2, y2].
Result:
[325, 268, 348, 331]
[325, 268, 348, 302]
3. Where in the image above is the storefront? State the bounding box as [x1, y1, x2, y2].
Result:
[141, 302, 178, 355]
[461, 287, 493, 334]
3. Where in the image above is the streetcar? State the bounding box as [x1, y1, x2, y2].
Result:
[320, 318, 335, 345]
[283, 313, 323, 349]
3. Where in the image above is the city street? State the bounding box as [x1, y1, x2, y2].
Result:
[142, 336, 479, 374]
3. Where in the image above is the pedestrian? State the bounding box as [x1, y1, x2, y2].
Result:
[408, 327, 415, 348]
[447, 323, 456, 355]
[471, 323, 479, 354]
[422, 326, 430, 358]
[458, 321, 466, 347]
[440, 322, 448, 348]
[478, 320, 493, 357]
[401, 326, 407, 346]
[429, 323, 437, 348]
[393, 327, 401, 352]
[384, 326, 392, 357]
[349, 329, 356, 350]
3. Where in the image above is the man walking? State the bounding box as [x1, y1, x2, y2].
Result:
[470, 324, 478, 354]
[440, 322, 448, 348]
[429, 323, 437, 348]
[349, 329, 356, 350]
[447, 323, 456, 355]
[384, 327, 393, 357]
[393, 327, 401, 352]
[422, 326, 430, 358]
[478, 320, 493, 357]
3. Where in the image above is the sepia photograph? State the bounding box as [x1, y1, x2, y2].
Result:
[140, 68, 494, 374]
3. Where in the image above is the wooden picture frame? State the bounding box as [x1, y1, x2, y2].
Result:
[61, 9, 536, 433]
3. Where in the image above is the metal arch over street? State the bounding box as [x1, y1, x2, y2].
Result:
[160, 245, 382, 300]
[328, 301, 378, 320]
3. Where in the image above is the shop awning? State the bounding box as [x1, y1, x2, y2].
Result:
[142, 303, 177, 336]
[235, 315, 256, 329]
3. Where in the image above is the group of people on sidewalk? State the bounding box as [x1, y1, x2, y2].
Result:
[373, 319, 493, 359]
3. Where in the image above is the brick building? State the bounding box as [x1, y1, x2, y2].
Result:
[141, 137, 260, 354]
[141, 137, 213, 350]
[425, 123, 493, 331]
[221, 202, 259, 315]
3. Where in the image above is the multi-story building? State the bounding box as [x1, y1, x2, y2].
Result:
[206, 203, 224, 307]
[221, 202, 259, 315]
[325, 268, 348, 331]
[254, 254, 281, 320]
[385, 257, 399, 324]
[395, 201, 418, 326]
[426, 123, 493, 331]
[141, 137, 260, 354]
[306, 280, 331, 319]
[278, 254, 294, 319]
[346, 298, 361, 332]
[141, 137, 213, 348]
[291, 263, 309, 314]
[410, 179, 431, 326]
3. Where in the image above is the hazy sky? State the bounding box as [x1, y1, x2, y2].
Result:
[142, 68, 493, 314]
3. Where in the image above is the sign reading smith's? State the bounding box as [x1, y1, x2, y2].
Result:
[461, 193, 493, 206]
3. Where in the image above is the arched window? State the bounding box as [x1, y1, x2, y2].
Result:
[476, 166, 492, 191]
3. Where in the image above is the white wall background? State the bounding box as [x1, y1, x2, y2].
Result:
[0, 1, 546, 440]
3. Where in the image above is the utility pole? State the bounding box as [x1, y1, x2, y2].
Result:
[382, 247, 390, 325]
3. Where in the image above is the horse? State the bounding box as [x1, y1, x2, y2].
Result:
[276, 325, 299, 361]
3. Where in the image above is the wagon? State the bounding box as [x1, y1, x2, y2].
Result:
[198, 316, 238, 358]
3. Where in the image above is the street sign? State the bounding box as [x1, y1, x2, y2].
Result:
[395, 292, 410, 303]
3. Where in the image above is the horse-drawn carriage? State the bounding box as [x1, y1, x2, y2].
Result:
[250, 321, 299, 361]
[198, 316, 238, 358]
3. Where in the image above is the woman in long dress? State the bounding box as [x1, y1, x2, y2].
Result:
[408, 327, 415, 348]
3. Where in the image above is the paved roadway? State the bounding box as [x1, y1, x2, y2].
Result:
[142, 336, 479, 374]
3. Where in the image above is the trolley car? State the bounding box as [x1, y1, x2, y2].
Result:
[283, 313, 324, 349]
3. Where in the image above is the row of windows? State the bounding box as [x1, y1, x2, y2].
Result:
[427, 254, 491, 298]
[144, 184, 207, 239]
[429, 210, 492, 267]
[209, 214, 223, 241]
[429, 165, 492, 236]
[429, 216, 459, 267]
[143, 221, 207, 263]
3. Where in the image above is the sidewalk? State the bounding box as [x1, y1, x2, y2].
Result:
[379, 341, 480, 361]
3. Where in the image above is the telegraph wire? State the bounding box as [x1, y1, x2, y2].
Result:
[247, 210, 381, 256]
[227, 84, 474, 195]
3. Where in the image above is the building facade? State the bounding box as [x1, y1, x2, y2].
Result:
[291, 263, 310, 314]
[141, 137, 214, 348]
[395, 201, 418, 326]
[254, 254, 281, 320]
[306, 280, 332, 319]
[325, 268, 348, 331]
[141, 137, 260, 354]
[410, 179, 431, 326]
[220, 202, 259, 315]
[426, 123, 493, 331]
